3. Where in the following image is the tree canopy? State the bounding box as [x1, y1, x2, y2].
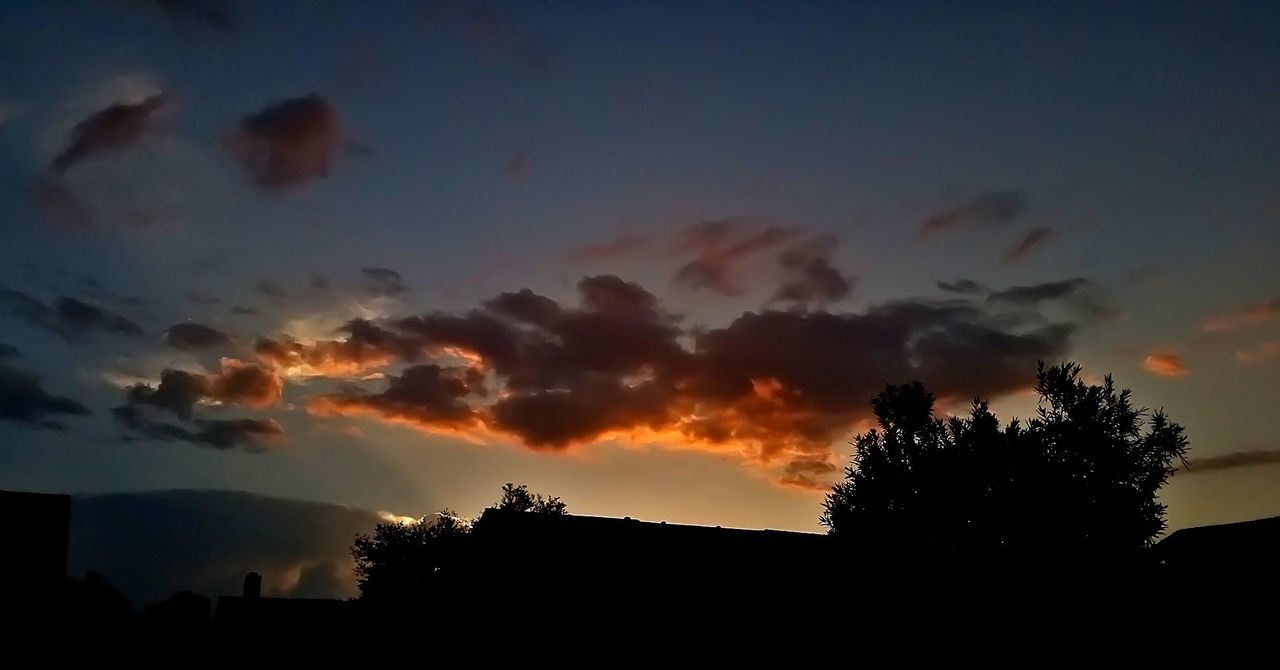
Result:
[821, 362, 1189, 563]
[350, 483, 566, 603]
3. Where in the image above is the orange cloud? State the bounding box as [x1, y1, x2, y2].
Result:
[273, 275, 1071, 483]
[1202, 297, 1280, 333]
[1143, 353, 1189, 377]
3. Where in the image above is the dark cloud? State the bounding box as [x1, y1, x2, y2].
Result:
[310, 364, 483, 435]
[778, 455, 839, 491]
[673, 219, 803, 296]
[70, 490, 384, 604]
[919, 190, 1024, 237]
[1177, 449, 1280, 474]
[504, 150, 528, 180]
[937, 279, 987, 295]
[566, 233, 650, 262]
[113, 403, 283, 451]
[230, 305, 258, 316]
[182, 289, 221, 306]
[255, 278, 288, 299]
[988, 278, 1092, 305]
[33, 175, 95, 229]
[76, 275, 146, 308]
[51, 93, 169, 174]
[143, 0, 240, 33]
[56, 297, 145, 337]
[272, 275, 1075, 469]
[308, 274, 331, 291]
[769, 235, 853, 308]
[361, 267, 410, 297]
[122, 359, 281, 420]
[225, 94, 341, 189]
[113, 359, 283, 450]
[0, 289, 144, 340]
[0, 363, 92, 429]
[0, 344, 19, 358]
[987, 278, 1115, 321]
[1004, 226, 1056, 262]
[164, 322, 233, 350]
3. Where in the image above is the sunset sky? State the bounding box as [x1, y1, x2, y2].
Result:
[2, 1, 1279, 535]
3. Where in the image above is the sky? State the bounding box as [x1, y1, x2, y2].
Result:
[1, 0, 1279, 537]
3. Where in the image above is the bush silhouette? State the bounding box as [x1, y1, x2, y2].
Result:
[351, 483, 566, 603]
[821, 362, 1189, 564]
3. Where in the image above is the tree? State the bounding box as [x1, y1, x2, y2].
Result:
[351, 510, 470, 604]
[821, 362, 1189, 563]
[496, 482, 567, 515]
[351, 483, 567, 602]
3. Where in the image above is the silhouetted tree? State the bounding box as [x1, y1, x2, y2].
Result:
[351, 510, 469, 604]
[496, 482, 567, 515]
[821, 362, 1188, 564]
[351, 483, 567, 602]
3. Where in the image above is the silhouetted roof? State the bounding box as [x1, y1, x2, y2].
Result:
[1156, 515, 1280, 570]
[472, 507, 829, 546]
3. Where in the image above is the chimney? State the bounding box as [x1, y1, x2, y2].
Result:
[243, 571, 262, 600]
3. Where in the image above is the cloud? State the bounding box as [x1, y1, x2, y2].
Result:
[182, 289, 221, 306]
[672, 219, 804, 296]
[361, 267, 410, 297]
[1236, 341, 1280, 365]
[0, 363, 92, 429]
[937, 279, 987, 295]
[0, 289, 144, 340]
[255, 278, 288, 299]
[1177, 449, 1280, 474]
[230, 305, 258, 316]
[309, 364, 484, 438]
[504, 150, 528, 180]
[164, 322, 233, 350]
[70, 490, 385, 605]
[263, 275, 1075, 473]
[769, 235, 853, 308]
[987, 278, 1115, 321]
[0, 344, 19, 358]
[0, 101, 19, 126]
[75, 276, 146, 308]
[112, 358, 284, 450]
[1202, 297, 1280, 333]
[778, 455, 839, 491]
[50, 93, 169, 174]
[139, 0, 240, 33]
[225, 94, 342, 188]
[1004, 226, 1056, 262]
[919, 190, 1024, 237]
[566, 233, 650, 262]
[33, 175, 96, 230]
[1143, 353, 1189, 377]
[113, 404, 283, 451]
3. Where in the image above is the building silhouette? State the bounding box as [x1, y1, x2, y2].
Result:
[0, 490, 71, 597]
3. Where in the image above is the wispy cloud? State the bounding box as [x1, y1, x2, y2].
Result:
[1178, 449, 1280, 474]
[1236, 340, 1280, 365]
[1203, 297, 1280, 333]
[1003, 226, 1056, 262]
[919, 190, 1024, 238]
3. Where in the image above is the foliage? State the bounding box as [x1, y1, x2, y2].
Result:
[351, 483, 567, 601]
[821, 362, 1189, 561]
[496, 482, 567, 515]
[351, 510, 470, 603]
